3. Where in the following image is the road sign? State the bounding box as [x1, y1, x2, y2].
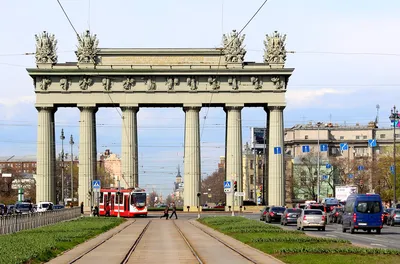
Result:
[348, 174, 354, 179]
[234, 192, 245, 196]
[223, 181, 231, 188]
[368, 139, 377, 148]
[320, 144, 328, 152]
[302, 145, 310, 153]
[92, 180, 101, 189]
[326, 163, 332, 169]
[322, 175, 328, 180]
[340, 143, 348, 151]
[390, 165, 395, 174]
[358, 165, 365, 171]
[274, 147, 282, 154]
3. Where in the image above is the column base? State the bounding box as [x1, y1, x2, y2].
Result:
[183, 206, 202, 212]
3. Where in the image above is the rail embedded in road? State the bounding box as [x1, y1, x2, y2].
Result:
[172, 220, 204, 264]
[121, 220, 152, 264]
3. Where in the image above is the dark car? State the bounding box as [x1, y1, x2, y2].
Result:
[14, 202, 32, 215]
[54, 205, 65, 210]
[387, 209, 400, 226]
[0, 204, 5, 216]
[259, 206, 270, 221]
[383, 208, 394, 224]
[329, 207, 344, 223]
[6, 205, 14, 215]
[265, 206, 286, 223]
[281, 208, 302, 226]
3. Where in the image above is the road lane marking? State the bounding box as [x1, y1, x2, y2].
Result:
[371, 243, 387, 248]
[325, 234, 337, 238]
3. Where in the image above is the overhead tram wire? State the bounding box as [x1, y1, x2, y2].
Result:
[56, 0, 81, 40]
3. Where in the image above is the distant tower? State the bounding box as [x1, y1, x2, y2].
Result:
[175, 165, 182, 184]
[375, 104, 380, 127]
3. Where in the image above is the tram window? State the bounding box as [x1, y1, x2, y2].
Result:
[100, 192, 104, 203]
[116, 193, 123, 204]
[131, 193, 146, 207]
[107, 192, 111, 203]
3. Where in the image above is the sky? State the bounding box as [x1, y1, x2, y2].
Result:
[1, 0, 400, 195]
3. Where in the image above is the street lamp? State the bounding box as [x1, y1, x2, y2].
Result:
[60, 129, 65, 204]
[389, 106, 399, 205]
[316, 122, 322, 203]
[69, 135, 74, 202]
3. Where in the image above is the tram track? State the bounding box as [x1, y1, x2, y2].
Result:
[120, 220, 152, 264]
[172, 219, 204, 264]
[188, 219, 258, 264]
[69, 219, 137, 264]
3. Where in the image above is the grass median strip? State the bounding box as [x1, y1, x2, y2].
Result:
[0, 217, 125, 264]
[198, 216, 400, 264]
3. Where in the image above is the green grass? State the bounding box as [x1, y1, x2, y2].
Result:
[198, 216, 400, 264]
[0, 217, 125, 264]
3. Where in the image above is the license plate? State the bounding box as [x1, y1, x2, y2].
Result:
[358, 223, 367, 226]
[277, 213, 282, 215]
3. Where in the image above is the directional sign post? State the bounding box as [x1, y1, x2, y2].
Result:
[322, 175, 328, 181]
[348, 174, 354, 179]
[302, 145, 310, 153]
[368, 139, 377, 148]
[320, 144, 328, 152]
[274, 147, 282, 155]
[340, 143, 348, 152]
[358, 165, 365, 171]
[224, 181, 232, 193]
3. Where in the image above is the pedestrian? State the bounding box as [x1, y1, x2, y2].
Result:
[105, 202, 111, 217]
[80, 202, 84, 215]
[169, 203, 178, 219]
[160, 205, 169, 220]
[28, 203, 33, 213]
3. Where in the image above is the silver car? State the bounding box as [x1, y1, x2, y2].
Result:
[297, 209, 326, 231]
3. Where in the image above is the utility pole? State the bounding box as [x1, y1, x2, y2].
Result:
[69, 135, 74, 202]
[60, 129, 65, 204]
[316, 122, 322, 203]
[253, 147, 257, 205]
[245, 143, 250, 200]
[117, 177, 121, 218]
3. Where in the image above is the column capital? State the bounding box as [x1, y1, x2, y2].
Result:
[78, 106, 98, 113]
[266, 105, 285, 111]
[36, 106, 57, 113]
[183, 106, 201, 112]
[121, 106, 139, 112]
[224, 106, 243, 112]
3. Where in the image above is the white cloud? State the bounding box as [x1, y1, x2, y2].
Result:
[286, 88, 354, 109]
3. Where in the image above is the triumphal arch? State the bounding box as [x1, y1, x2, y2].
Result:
[28, 29, 293, 210]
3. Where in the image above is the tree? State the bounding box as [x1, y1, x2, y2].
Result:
[201, 168, 226, 205]
[292, 153, 319, 200]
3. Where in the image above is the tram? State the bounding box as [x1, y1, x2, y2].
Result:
[99, 187, 148, 217]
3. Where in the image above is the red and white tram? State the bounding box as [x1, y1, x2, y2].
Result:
[99, 187, 148, 217]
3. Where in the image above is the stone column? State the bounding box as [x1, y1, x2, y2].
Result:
[224, 106, 243, 209]
[78, 106, 98, 211]
[183, 106, 201, 211]
[268, 105, 285, 206]
[121, 106, 139, 188]
[36, 106, 57, 203]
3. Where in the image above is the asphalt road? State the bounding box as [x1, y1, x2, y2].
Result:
[245, 214, 400, 250]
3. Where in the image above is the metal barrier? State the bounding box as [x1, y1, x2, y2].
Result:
[0, 207, 81, 235]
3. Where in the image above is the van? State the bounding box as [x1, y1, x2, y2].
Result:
[36, 202, 54, 212]
[342, 194, 383, 234]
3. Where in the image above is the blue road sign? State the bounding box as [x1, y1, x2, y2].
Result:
[358, 165, 365, 171]
[302, 145, 310, 153]
[223, 181, 231, 189]
[390, 165, 395, 174]
[322, 175, 328, 180]
[92, 180, 101, 189]
[348, 174, 354, 179]
[320, 144, 328, 152]
[274, 147, 282, 155]
[326, 163, 332, 169]
[340, 143, 349, 151]
[368, 139, 377, 148]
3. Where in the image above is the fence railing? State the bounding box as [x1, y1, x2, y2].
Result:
[0, 207, 81, 235]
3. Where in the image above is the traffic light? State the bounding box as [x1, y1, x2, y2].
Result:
[233, 181, 237, 192]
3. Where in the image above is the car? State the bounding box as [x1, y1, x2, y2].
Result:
[281, 208, 302, 226]
[383, 208, 394, 224]
[387, 209, 400, 226]
[14, 202, 32, 214]
[54, 205, 65, 210]
[36, 202, 54, 212]
[0, 204, 5, 215]
[297, 209, 326, 231]
[329, 207, 344, 223]
[342, 194, 383, 234]
[259, 206, 270, 221]
[6, 205, 14, 215]
[305, 203, 324, 211]
[265, 206, 286, 223]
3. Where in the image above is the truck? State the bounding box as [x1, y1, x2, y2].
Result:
[335, 186, 357, 202]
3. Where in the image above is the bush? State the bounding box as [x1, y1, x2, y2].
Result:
[276, 247, 400, 255]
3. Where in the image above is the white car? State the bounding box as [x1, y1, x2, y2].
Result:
[36, 202, 54, 212]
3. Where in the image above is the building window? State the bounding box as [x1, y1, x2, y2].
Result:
[250, 160, 254, 170]
[250, 176, 254, 184]
[340, 136, 344, 140]
[380, 134, 386, 139]
[356, 136, 360, 140]
[396, 134, 400, 139]
[305, 135, 309, 139]
[363, 135, 367, 139]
